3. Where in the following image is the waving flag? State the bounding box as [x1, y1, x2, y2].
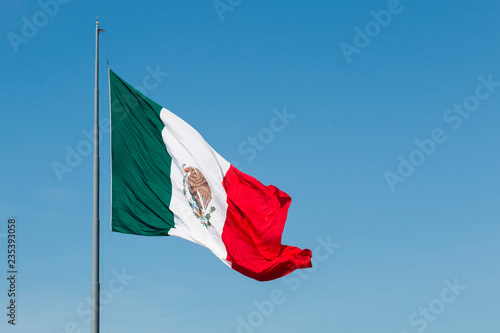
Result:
[109, 69, 312, 281]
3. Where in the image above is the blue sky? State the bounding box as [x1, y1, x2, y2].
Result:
[1, 1, 499, 332]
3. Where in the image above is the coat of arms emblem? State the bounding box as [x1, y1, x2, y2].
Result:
[182, 164, 216, 228]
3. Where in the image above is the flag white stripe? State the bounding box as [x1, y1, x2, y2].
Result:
[159, 108, 231, 266]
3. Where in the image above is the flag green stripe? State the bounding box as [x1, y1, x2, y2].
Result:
[110, 69, 174, 236]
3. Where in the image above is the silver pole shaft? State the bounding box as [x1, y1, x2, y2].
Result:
[92, 18, 100, 333]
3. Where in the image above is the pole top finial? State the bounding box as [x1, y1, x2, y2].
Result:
[96, 13, 99, 25]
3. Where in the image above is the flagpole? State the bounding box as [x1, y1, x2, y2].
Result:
[92, 17, 104, 333]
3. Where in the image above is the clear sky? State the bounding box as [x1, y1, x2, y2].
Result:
[1, 1, 499, 332]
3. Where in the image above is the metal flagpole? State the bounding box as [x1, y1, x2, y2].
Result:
[92, 17, 104, 333]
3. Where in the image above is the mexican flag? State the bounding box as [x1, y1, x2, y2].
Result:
[109, 69, 312, 281]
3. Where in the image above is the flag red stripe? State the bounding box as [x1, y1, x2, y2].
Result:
[221, 165, 312, 281]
